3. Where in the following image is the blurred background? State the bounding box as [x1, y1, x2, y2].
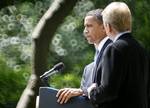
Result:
[0, 0, 150, 108]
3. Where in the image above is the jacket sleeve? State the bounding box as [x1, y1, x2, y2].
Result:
[80, 62, 94, 96]
[80, 65, 88, 93]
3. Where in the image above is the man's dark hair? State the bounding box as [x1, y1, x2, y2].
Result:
[85, 9, 103, 23]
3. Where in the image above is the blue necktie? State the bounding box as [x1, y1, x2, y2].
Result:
[92, 50, 99, 82]
[94, 50, 99, 62]
[95, 50, 100, 68]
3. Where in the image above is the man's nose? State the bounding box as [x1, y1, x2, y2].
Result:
[83, 29, 88, 35]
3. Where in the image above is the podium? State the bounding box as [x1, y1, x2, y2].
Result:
[38, 87, 94, 108]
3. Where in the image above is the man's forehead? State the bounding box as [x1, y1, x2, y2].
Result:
[84, 16, 97, 21]
[84, 16, 101, 24]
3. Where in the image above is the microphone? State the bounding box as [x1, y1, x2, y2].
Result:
[40, 62, 64, 79]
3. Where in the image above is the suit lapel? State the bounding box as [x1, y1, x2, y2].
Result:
[92, 39, 112, 83]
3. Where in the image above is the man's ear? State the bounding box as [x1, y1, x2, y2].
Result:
[107, 23, 111, 33]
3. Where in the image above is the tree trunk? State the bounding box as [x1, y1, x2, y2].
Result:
[16, 0, 78, 108]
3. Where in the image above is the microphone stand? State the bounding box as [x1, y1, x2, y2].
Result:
[41, 77, 50, 87]
[40, 70, 59, 87]
[40, 62, 64, 87]
[40, 68, 55, 87]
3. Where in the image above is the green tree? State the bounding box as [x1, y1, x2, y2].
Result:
[0, 0, 150, 108]
[16, 0, 79, 108]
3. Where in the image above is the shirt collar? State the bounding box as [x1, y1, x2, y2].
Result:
[96, 36, 110, 52]
[113, 31, 131, 42]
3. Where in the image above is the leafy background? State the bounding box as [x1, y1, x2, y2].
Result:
[0, 0, 150, 108]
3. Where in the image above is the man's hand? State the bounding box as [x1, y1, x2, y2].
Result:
[56, 88, 83, 104]
[87, 83, 97, 99]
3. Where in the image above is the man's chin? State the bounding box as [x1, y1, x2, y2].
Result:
[87, 41, 94, 44]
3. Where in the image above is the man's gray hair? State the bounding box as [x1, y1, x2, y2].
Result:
[102, 2, 132, 32]
[85, 9, 103, 24]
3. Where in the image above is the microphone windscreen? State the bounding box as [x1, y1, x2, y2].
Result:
[53, 62, 65, 71]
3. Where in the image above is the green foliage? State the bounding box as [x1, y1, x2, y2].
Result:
[50, 73, 81, 89]
[0, 54, 30, 104]
[131, 0, 150, 50]
[0, 0, 150, 107]
[49, 0, 95, 73]
[0, 0, 95, 107]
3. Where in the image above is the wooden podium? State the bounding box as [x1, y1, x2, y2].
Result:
[38, 87, 94, 108]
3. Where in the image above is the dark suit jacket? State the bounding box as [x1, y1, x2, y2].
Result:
[90, 33, 149, 108]
[81, 38, 112, 96]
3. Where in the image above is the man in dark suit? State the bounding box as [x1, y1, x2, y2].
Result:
[87, 2, 149, 108]
[56, 9, 112, 104]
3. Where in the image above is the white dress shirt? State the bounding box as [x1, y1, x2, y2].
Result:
[94, 36, 110, 61]
[88, 36, 110, 99]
